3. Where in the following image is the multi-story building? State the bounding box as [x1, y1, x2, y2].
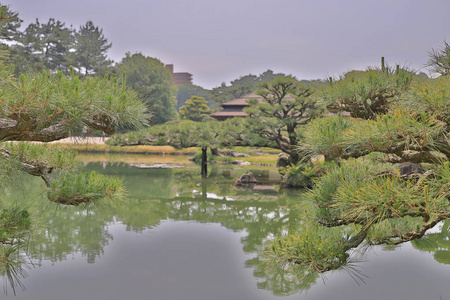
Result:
[166, 64, 193, 85]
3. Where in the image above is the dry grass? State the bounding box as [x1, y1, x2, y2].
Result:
[76, 153, 195, 165]
[47, 141, 279, 165]
[47, 143, 199, 154]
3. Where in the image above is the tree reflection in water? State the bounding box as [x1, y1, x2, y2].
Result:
[412, 220, 450, 264]
[2, 161, 449, 295]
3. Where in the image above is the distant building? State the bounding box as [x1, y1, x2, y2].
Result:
[210, 93, 350, 121]
[209, 93, 258, 121]
[166, 64, 193, 85]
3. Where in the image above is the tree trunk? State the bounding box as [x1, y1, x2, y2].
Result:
[201, 147, 208, 177]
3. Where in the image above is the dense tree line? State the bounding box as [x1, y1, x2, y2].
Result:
[6, 17, 112, 76]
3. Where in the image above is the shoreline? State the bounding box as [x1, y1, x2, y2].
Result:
[45, 136, 279, 166]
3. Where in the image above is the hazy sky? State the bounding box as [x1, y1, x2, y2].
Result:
[2, 0, 449, 88]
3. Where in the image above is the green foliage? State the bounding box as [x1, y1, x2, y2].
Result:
[0, 5, 21, 42]
[176, 84, 216, 110]
[12, 18, 74, 74]
[8, 15, 112, 77]
[113, 52, 177, 124]
[71, 21, 112, 76]
[0, 244, 29, 295]
[367, 217, 422, 245]
[0, 206, 30, 244]
[426, 40, 450, 76]
[179, 96, 211, 121]
[210, 70, 288, 104]
[280, 163, 325, 188]
[47, 171, 124, 206]
[0, 3, 148, 286]
[2, 142, 78, 171]
[321, 69, 413, 120]
[245, 76, 321, 164]
[0, 68, 149, 140]
[107, 117, 272, 151]
[299, 106, 446, 163]
[405, 76, 450, 125]
[265, 218, 354, 274]
[298, 114, 358, 161]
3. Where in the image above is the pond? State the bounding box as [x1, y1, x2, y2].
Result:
[2, 154, 450, 299]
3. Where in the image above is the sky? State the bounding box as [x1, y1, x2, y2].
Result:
[2, 0, 449, 89]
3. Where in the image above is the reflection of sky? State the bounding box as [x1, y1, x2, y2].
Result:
[188, 190, 236, 201]
[4, 161, 450, 298]
[6, 220, 450, 300]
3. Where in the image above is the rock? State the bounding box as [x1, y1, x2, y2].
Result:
[276, 153, 290, 168]
[219, 150, 233, 156]
[219, 150, 249, 157]
[398, 162, 424, 176]
[231, 151, 248, 158]
[234, 172, 258, 186]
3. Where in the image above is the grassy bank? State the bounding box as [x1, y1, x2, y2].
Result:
[48, 143, 199, 155]
[48, 143, 280, 166]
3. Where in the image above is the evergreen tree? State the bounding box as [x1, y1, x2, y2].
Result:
[245, 76, 321, 164]
[176, 83, 216, 110]
[0, 3, 149, 290]
[210, 70, 290, 104]
[265, 72, 450, 288]
[72, 21, 112, 76]
[426, 40, 450, 77]
[114, 53, 177, 124]
[179, 96, 210, 121]
[13, 18, 74, 74]
[0, 4, 21, 41]
[0, 4, 21, 63]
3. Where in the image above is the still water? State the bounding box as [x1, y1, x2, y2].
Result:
[2, 155, 450, 299]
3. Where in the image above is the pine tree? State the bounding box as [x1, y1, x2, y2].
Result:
[72, 21, 112, 76]
[14, 18, 74, 73]
[179, 96, 211, 121]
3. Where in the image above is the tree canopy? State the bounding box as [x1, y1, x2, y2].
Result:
[113, 53, 177, 124]
[7, 16, 113, 77]
[264, 70, 450, 287]
[14, 18, 74, 73]
[426, 40, 450, 77]
[176, 83, 217, 110]
[71, 21, 112, 76]
[245, 76, 321, 164]
[179, 96, 211, 121]
[210, 70, 289, 104]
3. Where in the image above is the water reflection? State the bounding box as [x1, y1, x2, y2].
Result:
[411, 220, 450, 264]
[2, 159, 450, 297]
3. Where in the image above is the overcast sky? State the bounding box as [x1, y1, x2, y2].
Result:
[2, 0, 449, 88]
